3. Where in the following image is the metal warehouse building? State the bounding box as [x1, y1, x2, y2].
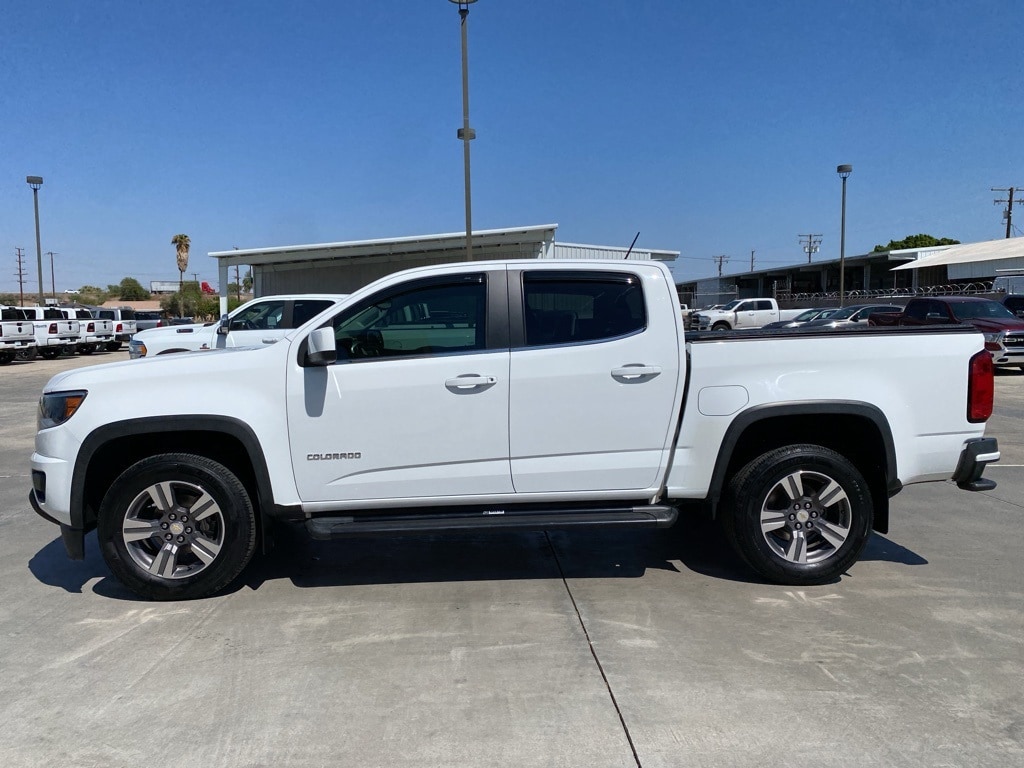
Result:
[209, 224, 678, 312]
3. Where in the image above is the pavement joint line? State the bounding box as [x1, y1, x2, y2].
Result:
[544, 531, 643, 768]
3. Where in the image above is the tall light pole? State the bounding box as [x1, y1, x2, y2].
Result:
[26, 176, 44, 306]
[837, 164, 852, 307]
[449, 0, 478, 261]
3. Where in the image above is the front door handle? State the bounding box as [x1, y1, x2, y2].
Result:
[445, 375, 497, 391]
[611, 365, 662, 381]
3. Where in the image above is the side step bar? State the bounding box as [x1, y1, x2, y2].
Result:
[306, 505, 679, 540]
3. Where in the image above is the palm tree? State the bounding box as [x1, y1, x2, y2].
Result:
[171, 234, 191, 294]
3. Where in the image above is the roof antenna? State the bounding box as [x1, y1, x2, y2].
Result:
[624, 231, 640, 259]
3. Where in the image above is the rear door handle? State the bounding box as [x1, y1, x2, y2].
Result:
[445, 375, 497, 391]
[611, 365, 662, 380]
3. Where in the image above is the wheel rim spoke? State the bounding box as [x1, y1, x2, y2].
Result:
[123, 518, 161, 543]
[781, 472, 804, 501]
[190, 491, 219, 521]
[816, 479, 848, 508]
[785, 531, 808, 564]
[760, 511, 788, 533]
[148, 543, 179, 577]
[146, 482, 177, 512]
[814, 519, 850, 549]
[191, 535, 222, 565]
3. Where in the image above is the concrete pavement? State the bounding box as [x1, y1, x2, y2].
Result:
[0, 353, 1021, 767]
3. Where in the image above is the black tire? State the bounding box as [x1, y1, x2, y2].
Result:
[97, 453, 257, 600]
[78, 343, 96, 355]
[105, 341, 122, 352]
[712, 322, 731, 331]
[0, 350, 14, 365]
[16, 346, 38, 361]
[721, 444, 873, 585]
[39, 347, 60, 359]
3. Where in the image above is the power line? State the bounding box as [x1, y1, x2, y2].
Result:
[14, 247, 27, 305]
[712, 254, 730, 277]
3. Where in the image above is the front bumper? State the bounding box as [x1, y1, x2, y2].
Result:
[952, 437, 1000, 491]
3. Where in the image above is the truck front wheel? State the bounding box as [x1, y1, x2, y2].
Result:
[97, 453, 257, 600]
[712, 322, 731, 331]
[722, 444, 873, 585]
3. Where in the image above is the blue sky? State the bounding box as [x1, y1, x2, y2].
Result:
[2, 0, 1022, 293]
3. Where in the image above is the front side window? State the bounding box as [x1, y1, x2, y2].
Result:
[328, 278, 486, 361]
[230, 300, 286, 331]
[522, 272, 645, 347]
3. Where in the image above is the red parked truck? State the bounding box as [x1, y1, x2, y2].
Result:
[869, 296, 1024, 370]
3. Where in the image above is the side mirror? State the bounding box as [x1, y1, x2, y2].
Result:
[216, 314, 230, 336]
[306, 327, 337, 366]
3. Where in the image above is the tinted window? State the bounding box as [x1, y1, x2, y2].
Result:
[97, 310, 114, 320]
[949, 300, 1015, 321]
[230, 300, 286, 331]
[522, 272, 645, 346]
[291, 299, 334, 327]
[329, 278, 486, 361]
[43, 309, 63, 320]
[756, 300, 773, 311]
[904, 301, 931, 321]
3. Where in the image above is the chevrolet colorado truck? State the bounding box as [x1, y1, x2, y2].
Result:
[30, 260, 999, 600]
[128, 295, 348, 358]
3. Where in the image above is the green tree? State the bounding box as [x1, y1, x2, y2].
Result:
[873, 234, 961, 252]
[77, 285, 109, 305]
[171, 234, 191, 292]
[115, 277, 150, 300]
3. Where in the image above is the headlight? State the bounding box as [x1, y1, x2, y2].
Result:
[38, 391, 87, 430]
[129, 339, 147, 357]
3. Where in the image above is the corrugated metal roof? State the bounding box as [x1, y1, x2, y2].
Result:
[891, 238, 1024, 270]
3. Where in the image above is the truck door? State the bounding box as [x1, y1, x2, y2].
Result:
[508, 268, 682, 494]
[287, 270, 513, 503]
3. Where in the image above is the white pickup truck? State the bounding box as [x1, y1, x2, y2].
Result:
[30, 260, 999, 600]
[127, 295, 348, 358]
[60, 308, 114, 355]
[694, 298, 803, 331]
[0, 306, 37, 364]
[17, 306, 80, 358]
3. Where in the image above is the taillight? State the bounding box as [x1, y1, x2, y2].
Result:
[87, 322, 95, 332]
[156, 320, 163, 327]
[968, 349, 993, 423]
[116, 323, 123, 333]
[48, 323, 57, 333]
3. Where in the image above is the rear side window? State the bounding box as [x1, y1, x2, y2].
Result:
[522, 272, 645, 346]
[291, 300, 334, 327]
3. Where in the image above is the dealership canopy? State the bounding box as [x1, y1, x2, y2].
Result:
[891, 238, 1024, 270]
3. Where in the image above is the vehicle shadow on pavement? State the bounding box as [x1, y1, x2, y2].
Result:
[27, 533, 144, 601]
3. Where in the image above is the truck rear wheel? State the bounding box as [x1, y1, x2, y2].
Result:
[721, 444, 873, 585]
[39, 347, 60, 359]
[97, 453, 257, 601]
[0, 350, 14, 365]
[78, 343, 96, 355]
[106, 341, 122, 351]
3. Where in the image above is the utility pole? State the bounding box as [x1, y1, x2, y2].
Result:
[993, 187, 1021, 238]
[749, 250, 755, 272]
[15, 247, 27, 305]
[799, 233, 822, 263]
[234, 265, 241, 301]
[45, 252, 58, 298]
[713, 254, 730, 277]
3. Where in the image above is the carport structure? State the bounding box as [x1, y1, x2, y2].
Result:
[209, 225, 678, 316]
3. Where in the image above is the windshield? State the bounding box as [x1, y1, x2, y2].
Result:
[793, 308, 821, 321]
[721, 300, 742, 311]
[949, 300, 1016, 321]
[827, 307, 857, 320]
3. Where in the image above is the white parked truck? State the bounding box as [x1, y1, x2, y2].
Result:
[0, 306, 37, 364]
[30, 260, 999, 600]
[60, 308, 114, 355]
[128, 295, 348, 358]
[694, 298, 803, 331]
[17, 306, 80, 358]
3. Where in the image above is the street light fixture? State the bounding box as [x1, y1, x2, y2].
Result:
[26, 176, 44, 306]
[448, 0, 478, 261]
[837, 164, 853, 307]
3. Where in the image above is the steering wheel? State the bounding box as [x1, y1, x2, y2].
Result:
[351, 330, 384, 358]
